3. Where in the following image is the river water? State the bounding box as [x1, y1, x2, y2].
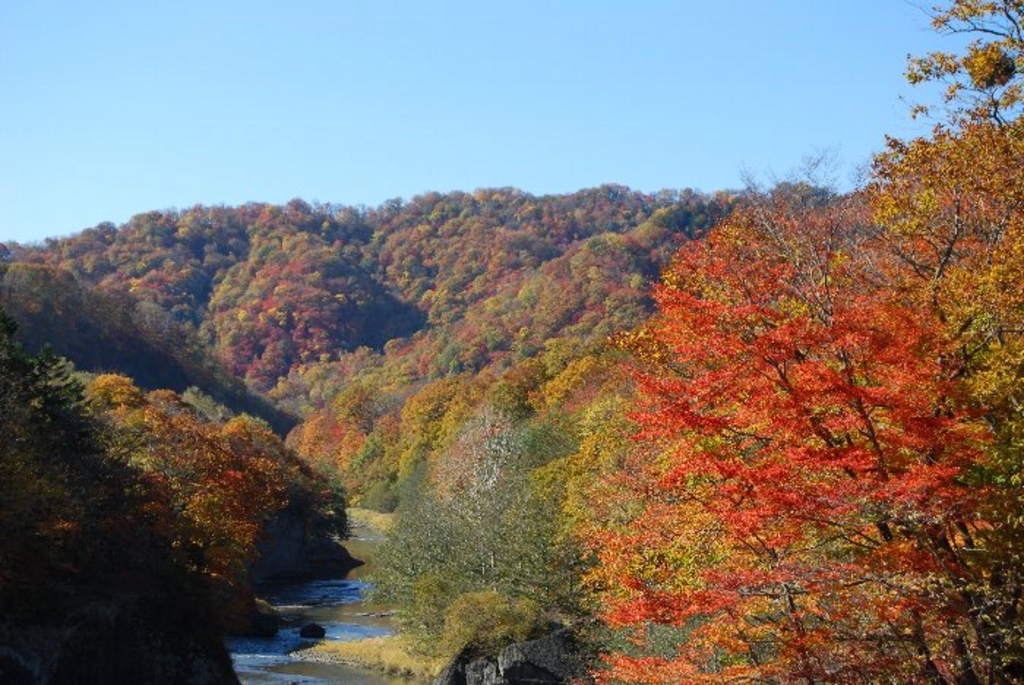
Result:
[226, 532, 418, 684]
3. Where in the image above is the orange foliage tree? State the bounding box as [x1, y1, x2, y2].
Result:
[88, 376, 290, 592]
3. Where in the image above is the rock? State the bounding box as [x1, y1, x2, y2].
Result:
[299, 623, 326, 638]
[249, 506, 362, 582]
[465, 659, 501, 685]
[223, 589, 279, 638]
[0, 598, 239, 685]
[433, 655, 469, 685]
[246, 600, 280, 637]
[433, 628, 592, 685]
[498, 629, 589, 683]
[0, 652, 35, 685]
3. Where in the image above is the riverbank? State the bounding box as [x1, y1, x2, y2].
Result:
[228, 507, 413, 683]
[348, 506, 397, 535]
[292, 635, 446, 681]
[286, 508, 445, 682]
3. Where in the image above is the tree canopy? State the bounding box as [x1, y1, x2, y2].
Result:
[586, 3, 1024, 680]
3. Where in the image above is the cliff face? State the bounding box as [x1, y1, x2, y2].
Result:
[249, 506, 361, 584]
[0, 598, 239, 685]
[433, 629, 593, 685]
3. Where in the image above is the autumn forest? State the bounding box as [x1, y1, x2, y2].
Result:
[4, 1, 1024, 683]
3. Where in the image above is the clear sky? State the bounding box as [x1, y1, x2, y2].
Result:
[1, 1, 954, 244]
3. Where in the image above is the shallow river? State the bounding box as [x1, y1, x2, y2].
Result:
[226, 533, 418, 684]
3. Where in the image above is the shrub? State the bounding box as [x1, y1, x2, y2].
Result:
[440, 590, 541, 658]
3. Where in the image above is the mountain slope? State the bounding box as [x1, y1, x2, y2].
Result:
[14, 186, 729, 393]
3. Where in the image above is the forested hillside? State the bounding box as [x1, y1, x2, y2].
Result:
[3, 186, 729, 503]
[0, 261, 295, 432]
[10, 186, 723, 390]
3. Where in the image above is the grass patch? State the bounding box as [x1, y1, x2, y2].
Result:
[348, 507, 396, 535]
[305, 635, 447, 680]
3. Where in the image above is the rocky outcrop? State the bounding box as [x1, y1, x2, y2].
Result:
[434, 629, 592, 685]
[0, 598, 238, 685]
[299, 623, 326, 638]
[249, 506, 361, 583]
[239, 598, 280, 637]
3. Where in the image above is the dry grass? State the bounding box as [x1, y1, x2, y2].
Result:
[299, 635, 447, 681]
[347, 507, 396, 535]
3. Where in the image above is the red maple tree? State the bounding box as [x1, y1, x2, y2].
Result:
[590, 186, 1013, 682]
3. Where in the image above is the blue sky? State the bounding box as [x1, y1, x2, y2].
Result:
[1, 1, 953, 244]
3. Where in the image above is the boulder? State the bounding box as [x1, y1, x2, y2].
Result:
[434, 628, 592, 685]
[433, 656, 468, 685]
[498, 629, 588, 683]
[246, 600, 280, 637]
[299, 623, 326, 639]
[222, 589, 279, 638]
[464, 659, 501, 685]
